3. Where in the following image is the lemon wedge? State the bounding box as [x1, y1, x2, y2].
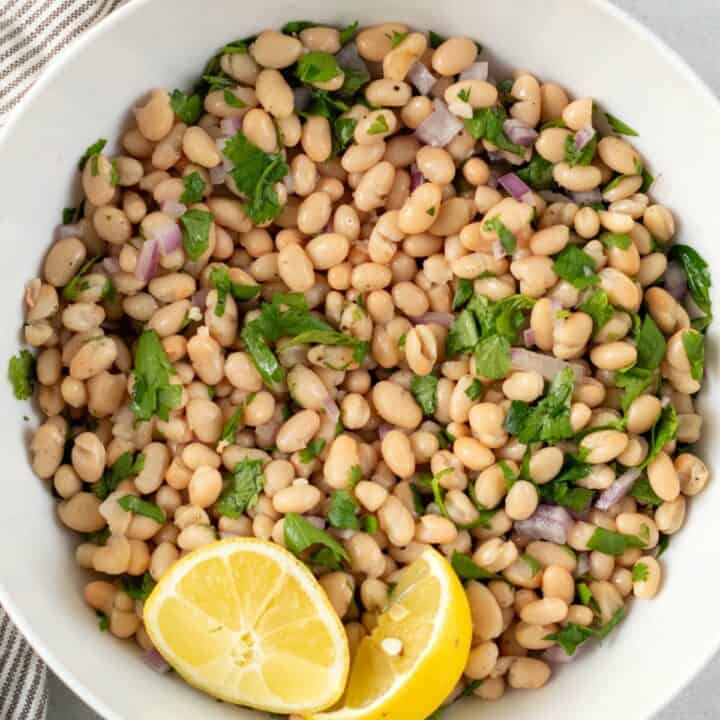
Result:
[311, 546, 472, 720]
[143, 538, 349, 714]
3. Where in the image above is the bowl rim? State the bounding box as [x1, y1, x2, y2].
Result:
[1, 0, 719, 718]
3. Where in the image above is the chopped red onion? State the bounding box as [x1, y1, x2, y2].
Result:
[410, 163, 425, 191]
[161, 200, 186, 220]
[142, 647, 170, 674]
[151, 223, 182, 255]
[191, 288, 209, 308]
[407, 61, 437, 95]
[220, 116, 243, 136]
[412, 312, 454, 328]
[293, 86, 312, 113]
[575, 126, 596, 150]
[540, 190, 572, 204]
[305, 516, 326, 530]
[574, 552, 590, 578]
[209, 163, 227, 185]
[415, 99, 463, 147]
[492, 240, 506, 260]
[323, 397, 340, 424]
[503, 119, 538, 147]
[459, 61, 489, 82]
[486, 150, 505, 163]
[520, 191, 536, 206]
[595, 468, 641, 511]
[543, 645, 579, 663]
[664, 261, 687, 300]
[515, 504, 574, 544]
[102, 257, 120, 275]
[498, 172, 533, 202]
[570, 189, 603, 206]
[58, 222, 84, 240]
[135, 239, 159, 282]
[335, 43, 368, 73]
[523, 328, 536, 348]
[510, 347, 585, 381]
[378, 423, 394, 440]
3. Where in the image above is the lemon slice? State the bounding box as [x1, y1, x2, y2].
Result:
[312, 546, 472, 720]
[143, 538, 349, 714]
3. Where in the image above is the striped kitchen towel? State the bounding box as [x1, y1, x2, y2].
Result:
[1, 2, 130, 714]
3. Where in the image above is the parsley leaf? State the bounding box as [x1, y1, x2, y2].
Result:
[78, 138, 106, 171]
[504, 367, 575, 444]
[62, 207, 79, 224]
[587, 527, 646, 556]
[553, 245, 599, 289]
[282, 20, 317, 33]
[130, 330, 182, 422]
[390, 30, 409, 48]
[121, 572, 156, 601]
[474, 334, 510, 379]
[347, 464, 362, 488]
[223, 89, 246, 108]
[599, 232, 631, 250]
[209, 266, 260, 317]
[642, 405, 678, 468]
[578, 289, 613, 334]
[483, 216, 516, 254]
[299, 438, 326, 464]
[364, 515, 378, 534]
[333, 117, 358, 154]
[629, 475, 663, 506]
[564, 132, 597, 166]
[656, 534, 670, 557]
[220, 404, 246, 445]
[118, 495, 166, 524]
[682, 330, 704, 381]
[465, 378, 484, 401]
[632, 562, 649, 583]
[615, 366, 657, 413]
[428, 31, 447, 48]
[452, 278, 474, 310]
[216, 459, 264, 517]
[605, 112, 639, 137]
[92, 451, 145, 500]
[220, 39, 249, 54]
[447, 308, 480, 356]
[62, 255, 98, 301]
[451, 552, 498, 581]
[284, 512, 349, 567]
[179, 172, 206, 205]
[464, 106, 525, 155]
[411, 375, 438, 415]
[537, 455, 594, 512]
[545, 608, 625, 655]
[169, 90, 203, 124]
[339, 21, 359, 46]
[457, 88, 471, 103]
[635, 314, 666, 370]
[328, 490, 360, 530]
[223, 131, 289, 224]
[669, 245, 712, 330]
[516, 155, 555, 191]
[180, 209, 213, 261]
[367, 113, 389, 135]
[8, 349, 35, 400]
[296, 51, 342, 84]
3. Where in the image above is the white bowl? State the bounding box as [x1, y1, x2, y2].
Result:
[0, 0, 718, 718]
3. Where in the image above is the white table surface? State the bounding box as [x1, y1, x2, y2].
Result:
[47, 0, 720, 717]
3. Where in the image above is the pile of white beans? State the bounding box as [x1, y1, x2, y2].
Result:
[20, 21, 711, 709]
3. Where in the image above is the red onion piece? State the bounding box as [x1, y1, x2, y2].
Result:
[293, 86, 312, 113]
[135, 239, 159, 282]
[191, 288, 209, 309]
[459, 61, 489, 82]
[102, 257, 120, 275]
[151, 223, 182, 256]
[570, 189, 603, 205]
[410, 163, 425, 191]
[486, 150, 505, 163]
[407, 61, 437, 95]
[492, 240, 507, 260]
[413, 312, 454, 328]
[543, 645, 579, 663]
[305, 516, 326, 529]
[575, 126, 596, 150]
[220, 116, 243, 136]
[142, 647, 170, 674]
[415, 99, 464, 147]
[323, 397, 340, 424]
[515, 504, 574, 544]
[664, 261, 687, 300]
[523, 328, 536, 348]
[595, 468, 641, 511]
[510, 348, 585, 381]
[209, 163, 227, 185]
[58, 222, 84, 240]
[498, 172, 533, 202]
[540, 190, 572, 204]
[378, 423, 393, 440]
[574, 552, 590, 578]
[161, 200, 186, 220]
[502, 119, 538, 147]
[335, 43, 368, 73]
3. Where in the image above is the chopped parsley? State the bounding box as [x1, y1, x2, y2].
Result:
[578, 289, 613, 334]
[390, 30, 409, 48]
[367, 113, 390, 135]
[451, 551, 498, 581]
[629, 476, 663, 506]
[78, 138, 106, 172]
[599, 232, 631, 250]
[632, 562, 649, 583]
[180, 172, 206, 204]
[642, 405, 678, 468]
[62, 255, 98, 301]
[118, 495, 166, 524]
[296, 51, 342, 84]
[209, 266, 260, 317]
[586, 526, 647, 556]
[92, 451, 145, 500]
[669, 245, 712, 331]
[284, 512, 349, 568]
[169, 89, 203, 124]
[339, 21, 359, 45]
[411, 375, 438, 415]
[223, 89, 246, 108]
[364, 515, 378, 534]
[457, 88, 471, 103]
[452, 278, 474, 310]
[223, 131, 289, 224]
[564, 132, 597, 166]
[328, 490, 360, 530]
[483, 215, 516, 254]
[180, 208, 213, 261]
[347, 464, 362, 488]
[465, 378, 484, 401]
[130, 330, 182, 421]
[605, 112, 639, 137]
[428, 30, 447, 48]
[215, 458, 264, 517]
[299, 438, 326, 464]
[121, 572, 156, 601]
[553, 245, 598, 289]
[8, 350, 35, 400]
[464, 106, 526, 155]
[545, 607, 625, 655]
[516, 155, 555, 191]
[282, 20, 317, 34]
[682, 330, 704, 381]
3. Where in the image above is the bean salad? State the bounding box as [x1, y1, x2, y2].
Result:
[9, 18, 713, 714]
